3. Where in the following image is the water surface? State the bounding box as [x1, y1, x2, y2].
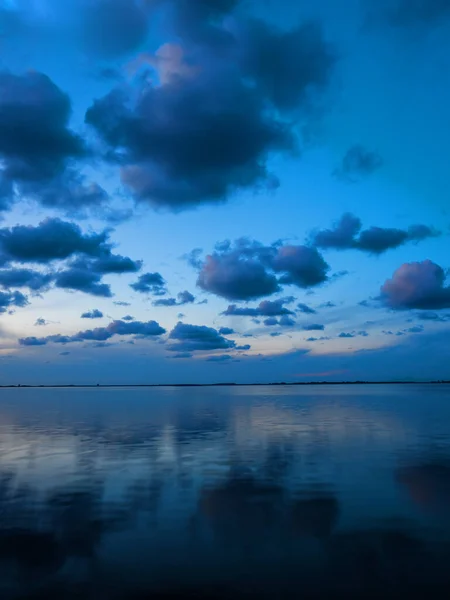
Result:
[1, 384, 450, 598]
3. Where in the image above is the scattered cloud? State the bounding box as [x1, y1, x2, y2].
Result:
[334, 145, 383, 182]
[130, 272, 167, 295]
[81, 309, 104, 319]
[167, 322, 236, 353]
[153, 290, 195, 307]
[302, 324, 325, 331]
[297, 302, 316, 314]
[381, 260, 450, 310]
[197, 239, 328, 300]
[312, 213, 439, 254]
[223, 298, 294, 317]
[19, 319, 166, 346]
[86, 4, 335, 211]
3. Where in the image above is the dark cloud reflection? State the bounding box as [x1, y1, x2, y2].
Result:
[2, 385, 450, 598]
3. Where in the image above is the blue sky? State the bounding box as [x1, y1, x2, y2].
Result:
[0, 0, 449, 384]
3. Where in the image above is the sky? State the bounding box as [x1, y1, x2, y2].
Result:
[0, 0, 449, 384]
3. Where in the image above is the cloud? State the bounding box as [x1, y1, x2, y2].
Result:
[0, 218, 109, 263]
[206, 354, 233, 362]
[167, 322, 236, 353]
[81, 309, 104, 319]
[312, 213, 439, 254]
[271, 245, 329, 287]
[223, 298, 294, 317]
[19, 319, 166, 347]
[85, 4, 335, 211]
[0, 290, 27, 313]
[381, 260, 450, 310]
[334, 145, 383, 182]
[405, 325, 424, 333]
[19, 336, 47, 346]
[302, 324, 325, 331]
[55, 268, 112, 297]
[153, 290, 195, 307]
[279, 315, 296, 327]
[121, 315, 135, 321]
[34, 318, 48, 326]
[0, 70, 108, 215]
[338, 332, 355, 338]
[218, 327, 234, 335]
[153, 297, 177, 307]
[235, 344, 251, 351]
[130, 272, 167, 295]
[297, 303, 316, 314]
[264, 317, 278, 327]
[417, 312, 450, 322]
[197, 239, 328, 300]
[306, 336, 330, 342]
[113, 300, 130, 306]
[0, 268, 53, 292]
[59, 351, 70, 356]
[170, 352, 193, 359]
[319, 301, 336, 308]
[86, 255, 142, 274]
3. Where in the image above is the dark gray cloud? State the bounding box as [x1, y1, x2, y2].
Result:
[303, 324, 325, 331]
[55, 268, 112, 297]
[153, 297, 177, 307]
[279, 315, 296, 327]
[334, 145, 383, 182]
[121, 315, 135, 321]
[0, 268, 53, 292]
[0, 71, 85, 183]
[381, 260, 450, 310]
[130, 272, 167, 295]
[297, 302, 316, 314]
[271, 245, 329, 287]
[405, 325, 424, 333]
[0, 218, 109, 263]
[19, 336, 47, 346]
[306, 336, 330, 342]
[223, 298, 294, 317]
[167, 322, 236, 353]
[417, 312, 450, 322]
[319, 301, 336, 308]
[170, 352, 193, 359]
[153, 290, 195, 307]
[312, 213, 439, 254]
[197, 239, 328, 301]
[0, 290, 27, 313]
[218, 327, 234, 335]
[338, 332, 355, 338]
[235, 344, 251, 350]
[0, 70, 108, 215]
[87, 255, 143, 274]
[19, 319, 166, 346]
[113, 300, 131, 306]
[85, 4, 335, 210]
[264, 317, 278, 327]
[34, 318, 48, 326]
[206, 354, 233, 362]
[81, 309, 104, 319]
[198, 249, 279, 300]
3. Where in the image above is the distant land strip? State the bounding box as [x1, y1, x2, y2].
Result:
[1, 381, 450, 388]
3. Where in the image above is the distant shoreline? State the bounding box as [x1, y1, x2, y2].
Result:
[1, 381, 449, 388]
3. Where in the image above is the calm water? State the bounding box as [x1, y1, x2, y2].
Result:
[1, 384, 450, 598]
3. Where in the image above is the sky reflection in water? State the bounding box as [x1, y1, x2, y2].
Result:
[1, 384, 450, 598]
